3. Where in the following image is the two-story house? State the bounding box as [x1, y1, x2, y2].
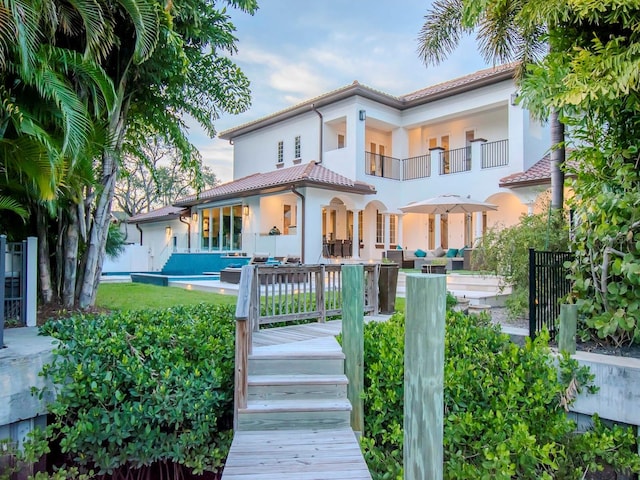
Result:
[129, 63, 553, 268]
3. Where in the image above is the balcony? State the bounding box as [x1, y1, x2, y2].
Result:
[364, 139, 509, 181]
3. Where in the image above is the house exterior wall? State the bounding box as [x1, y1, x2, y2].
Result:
[225, 75, 548, 259]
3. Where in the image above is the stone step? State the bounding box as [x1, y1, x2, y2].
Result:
[247, 374, 348, 401]
[237, 399, 352, 431]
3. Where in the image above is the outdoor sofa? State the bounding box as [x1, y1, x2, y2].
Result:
[386, 247, 466, 270]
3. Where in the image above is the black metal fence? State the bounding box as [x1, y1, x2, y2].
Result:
[1, 235, 27, 347]
[528, 248, 573, 340]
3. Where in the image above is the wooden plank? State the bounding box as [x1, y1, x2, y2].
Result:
[341, 265, 364, 434]
[222, 428, 371, 480]
[404, 273, 445, 480]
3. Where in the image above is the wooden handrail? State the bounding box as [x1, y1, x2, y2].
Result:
[233, 263, 381, 429]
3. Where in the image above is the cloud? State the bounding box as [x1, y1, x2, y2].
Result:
[197, 140, 234, 183]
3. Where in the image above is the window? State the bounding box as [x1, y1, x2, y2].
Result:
[428, 137, 438, 149]
[277, 140, 284, 163]
[294, 136, 301, 158]
[337, 134, 345, 149]
[376, 210, 383, 244]
[358, 211, 363, 245]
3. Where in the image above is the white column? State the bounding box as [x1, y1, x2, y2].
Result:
[26, 237, 37, 327]
[434, 214, 442, 248]
[352, 209, 361, 260]
[397, 214, 404, 249]
[527, 202, 534, 215]
[474, 212, 483, 243]
[384, 213, 390, 251]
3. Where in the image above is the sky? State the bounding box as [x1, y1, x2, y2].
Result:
[192, 0, 491, 183]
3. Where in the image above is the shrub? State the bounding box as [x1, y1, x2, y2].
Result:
[473, 206, 569, 318]
[361, 311, 640, 479]
[27, 304, 236, 479]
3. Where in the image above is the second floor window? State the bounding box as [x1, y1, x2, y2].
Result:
[277, 141, 284, 163]
[376, 211, 383, 244]
[294, 136, 301, 158]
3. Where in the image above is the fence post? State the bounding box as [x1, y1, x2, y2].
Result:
[528, 248, 536, 339]
[341, 265, 364, 435]
[558, 304, 578, 354]
[404, 273, 446, 480]
[25, 237, 37, 327]
[234, 265, 255, 430]
[0, 235, 5, 348]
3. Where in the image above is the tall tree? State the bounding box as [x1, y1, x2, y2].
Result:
[75, 0, 257, 308]
[115, 138, 219, 216]
[417, 0, 566, 209]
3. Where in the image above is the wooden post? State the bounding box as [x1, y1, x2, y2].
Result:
[234, 265, 255, 430]
[558, 304, 578, 354]
[342, 264, 364, 435]
[404, 273, 446, 480]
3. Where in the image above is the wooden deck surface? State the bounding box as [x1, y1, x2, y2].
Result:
[252, 320, 342, 347]
[223, 320, 372, 480]
[222, 428, 372, 480]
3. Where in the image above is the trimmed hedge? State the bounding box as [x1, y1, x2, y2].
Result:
[361, 311, 640, 479]
[30, 304, 236, 479]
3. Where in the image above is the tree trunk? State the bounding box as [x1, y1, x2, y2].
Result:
[77, 92, 130, 309]
[36, 206, 53, 304]
[62, 207, 79, 308]
[550, 109, 565, 209]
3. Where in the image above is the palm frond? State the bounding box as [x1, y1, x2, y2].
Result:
[30, 54, 93, 158]
[6, 0, 41, 75]
[0, 195, 29, 220]
[418, 0, 468, 66]
[44, 44, 117, 114]
[117, 0, 160, 63]
[65, 0, 110, 59]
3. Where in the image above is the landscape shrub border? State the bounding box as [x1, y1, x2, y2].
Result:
[21, 303, 237, 480]
[360, 311, 640, 479]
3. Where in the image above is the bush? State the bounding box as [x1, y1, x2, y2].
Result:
[473, 206, 569, 318]
[361, 311, 640, 479]
[28, 304, 236, 479]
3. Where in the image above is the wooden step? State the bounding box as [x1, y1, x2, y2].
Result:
[249, 337, 345, 376]
[247, 374, 348, 401]
[237, 399, 352, 431]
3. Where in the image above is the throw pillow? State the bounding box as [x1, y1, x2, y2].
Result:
[414, 249, 427, 258]
[396, 245, 403, 250]
[433, 246, 445, 257]
[446, 248, 458, 258]
[457, 246, 466, 258]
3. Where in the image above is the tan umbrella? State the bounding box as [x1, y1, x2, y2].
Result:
[399, 194, 497, 214]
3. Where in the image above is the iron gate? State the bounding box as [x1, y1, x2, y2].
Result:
[1, 235, 27, 347]
[528, 249, 573, 340]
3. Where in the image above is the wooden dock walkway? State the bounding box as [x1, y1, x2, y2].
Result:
[222, 321, 372, 480]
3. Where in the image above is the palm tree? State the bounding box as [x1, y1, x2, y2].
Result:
[418, 0, 566, 209]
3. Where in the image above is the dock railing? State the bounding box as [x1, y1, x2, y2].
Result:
[233, 263, 380, 428]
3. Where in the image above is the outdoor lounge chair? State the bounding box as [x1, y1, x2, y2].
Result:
[220, 253, 270, 284]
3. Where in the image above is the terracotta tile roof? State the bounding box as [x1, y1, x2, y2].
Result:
[219, 64, 517, 140]
[127, 205, 189, 223]
[175, 161, 376, 207]
[402, 63, 517, 103]
[499, 154, 576, 188]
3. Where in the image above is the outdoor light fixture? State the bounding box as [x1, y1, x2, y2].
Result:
[359, 109, 366, 121]
[510, 92, 519, 106]
[243, 205, 249, 216]
[165, 226, 172, 236]
[191, 212, 198, 222]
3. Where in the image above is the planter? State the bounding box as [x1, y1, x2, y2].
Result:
[421, 264, 447, 275]
[378, 263, 399, 314]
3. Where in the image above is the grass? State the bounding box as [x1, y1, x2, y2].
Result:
[96, 283, 237, 311]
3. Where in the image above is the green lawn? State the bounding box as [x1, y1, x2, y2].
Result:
[96, 283, 237, 311]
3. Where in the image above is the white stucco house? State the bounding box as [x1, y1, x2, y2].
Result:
[129, 63, 555, 270]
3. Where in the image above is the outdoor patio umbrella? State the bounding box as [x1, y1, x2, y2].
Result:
[399, 194, 498, 214]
